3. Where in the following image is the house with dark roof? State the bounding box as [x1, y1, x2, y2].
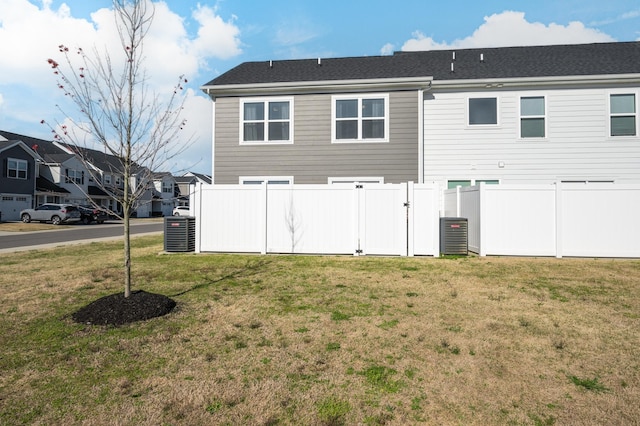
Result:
[0, 138, 41, 221]
[0, 131, 165, 218]
[175, 172, 212, 206]
[201, 41, 640, 188]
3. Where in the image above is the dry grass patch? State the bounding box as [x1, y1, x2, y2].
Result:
[0, 222, 74, 232]
[1, 238, 639, 425]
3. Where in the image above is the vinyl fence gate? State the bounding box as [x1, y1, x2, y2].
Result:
[192, 182, 440, 256]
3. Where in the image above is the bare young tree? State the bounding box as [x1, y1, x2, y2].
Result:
[45, 0, 191, 298]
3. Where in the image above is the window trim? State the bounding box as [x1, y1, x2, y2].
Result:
[328, 177, 385, 184]
[240, 97, 294, 145]
[467, 96, 499, 127]
[609, 92, 637, 137]
[239, 176, 294, 185]
[447, 179, 500, 189]
[7, 157, 28, 180]
[65, 169, 84, 185]
[331, 94, 390, 143]
[519, 95, 547, 139]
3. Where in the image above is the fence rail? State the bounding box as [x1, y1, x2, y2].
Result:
[192, 182, 440, 256]
[444, 183, 640, 258]
[191, 182, 640, 258]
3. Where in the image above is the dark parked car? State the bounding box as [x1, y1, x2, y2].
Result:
[20, 203, 81, 225]
[78, 205, 109, 224]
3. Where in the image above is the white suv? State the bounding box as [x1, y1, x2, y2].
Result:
[20, 203, 81, 225]
[172, 206, 191, 216]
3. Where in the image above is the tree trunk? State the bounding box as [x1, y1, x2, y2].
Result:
[124, 211, 131, 298]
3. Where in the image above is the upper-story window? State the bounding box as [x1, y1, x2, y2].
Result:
[241, 98, 293, 144]
[7, 158, 28, 179]
[65, 169, 84, 185]
[332, 94, 389, 143]
[468, 97, 498, 125]
[610, 93, 636, 136]
[104, 174, 112, 185]
[162, 181, 173, 193]
[520, 96, 546, 138]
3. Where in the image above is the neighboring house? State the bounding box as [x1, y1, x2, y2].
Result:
[0, 130, 166, 218]
[175, 172, 212, 205]
[201, 41, 640, 188]
[0, 131, 75, 206]
[152, 172, 178, 216]
[0, 138, 41, 221]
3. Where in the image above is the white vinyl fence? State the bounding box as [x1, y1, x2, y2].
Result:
[192, 182, 440, 256]
[444, 183, 640, 258]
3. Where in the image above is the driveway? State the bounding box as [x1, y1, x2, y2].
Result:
[0, 219, 163, 254]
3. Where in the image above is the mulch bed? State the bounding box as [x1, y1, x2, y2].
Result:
[72, 290, 176, 326]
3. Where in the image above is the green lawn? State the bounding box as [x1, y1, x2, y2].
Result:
[1, 235, 639, 425]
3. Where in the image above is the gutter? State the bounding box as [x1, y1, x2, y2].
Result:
[202, 77, 433, 99]
[432, 73, 640, 90]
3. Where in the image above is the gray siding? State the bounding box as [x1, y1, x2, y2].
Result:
[214, 91, 419, 184]
[0, 145, 36, 194]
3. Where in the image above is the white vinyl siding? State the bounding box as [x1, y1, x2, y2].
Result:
[424, 87, 640, 187]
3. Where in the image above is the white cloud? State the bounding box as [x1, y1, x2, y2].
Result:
[272, 13, 323, 51]
[380, 43, 395, 55]
[0, 0, 100, 86]
[590, 9, 640, 27]
[0, 0, 240, 174]
[169, 89, 213, 174]
[189, 4, 242, 61]
[400, 11, 615, 51]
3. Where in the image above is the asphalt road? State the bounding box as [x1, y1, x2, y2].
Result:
[0, 220, 164, 254]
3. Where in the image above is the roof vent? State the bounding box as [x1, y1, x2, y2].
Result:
[317, 58, 322, 66]
[480, 53, 484, 62]
[450, 62, 454, 73]
[269, 60, 273, 68]
[452, 51, 456, 61]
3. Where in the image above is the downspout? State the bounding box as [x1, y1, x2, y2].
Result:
[209, 90, 216, 184]
[418, 88, 425, 184]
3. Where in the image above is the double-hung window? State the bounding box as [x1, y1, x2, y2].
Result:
[332, 94, 389, 142]
[610, 93, 636, 136]
[65, 169, 84, 184]
[7, 158, 27, 179]
[241, 98, 293, 144]
[468, 97, 498, 125]
[520, 96, 545, 138]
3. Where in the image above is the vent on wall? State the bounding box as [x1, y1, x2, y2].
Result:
[440, 217, 468, 255]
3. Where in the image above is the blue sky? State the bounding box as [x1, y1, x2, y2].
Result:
[1, 0, 639, 174]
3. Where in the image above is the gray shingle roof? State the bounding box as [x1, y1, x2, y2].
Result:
[203, 42, 640, 88]
[0, 130, 73, 163]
